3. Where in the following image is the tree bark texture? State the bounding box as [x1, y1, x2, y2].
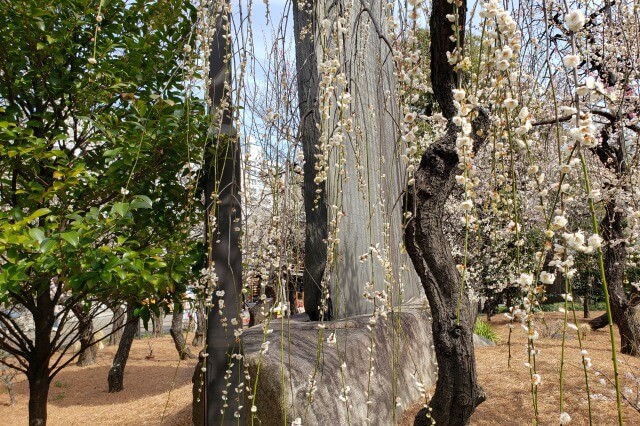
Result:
[27, 288, 55, 426]
[108, 307, 137, 393]
[589, 312, 608, 330]
[170, 302, 195, 360]
[152, 311, 163, 338]
[192, 301, 205, 347]
[601, 199, 640, 355]
[203, 10, 243, 425]
[404, 1, 487, 424]
[71, 303, 96, 367]
[109, 305, 125, 346]
[583, 293, 590, 319]
[292, 0, 328, 321]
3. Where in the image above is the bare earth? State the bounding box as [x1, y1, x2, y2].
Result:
[3, 313, 640, 425]
[401, 311, 640, 425]
[0, 335, 198, 426]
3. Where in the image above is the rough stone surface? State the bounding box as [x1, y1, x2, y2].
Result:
[317, 0, 422, 319]
[473, 334, 496, 347]
[241, 302, 436, 425]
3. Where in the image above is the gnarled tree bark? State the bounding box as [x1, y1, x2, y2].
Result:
[170, 302, 195, 360]
[108, 307, 137, 393]
[404, 0, 487, 424]
[600, 198, 640, 355]
[192, 300, 205, 347]
[589, 125, 640, 355]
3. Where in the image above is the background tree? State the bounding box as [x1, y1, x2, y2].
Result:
[0, 0, 205, 423]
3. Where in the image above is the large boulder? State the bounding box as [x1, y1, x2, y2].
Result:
[241, 302, 436, 424]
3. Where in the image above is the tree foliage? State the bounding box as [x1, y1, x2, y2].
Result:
[0, 0, 205, 423]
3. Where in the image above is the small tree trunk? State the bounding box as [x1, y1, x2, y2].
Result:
[109, 305, 125, 346]
[192, 301, 205, 347]
[485, 300, 494, 322]
[108, 307, 138, 393]
[135, 316, 142, 339]
[583, 294, 590, 319]
[152, 311, 163, 338]
[27, 368, 50, 426]
[71, 303, 96, 367]
[170, 303, 195, 360]
[28, 289, 55, 426]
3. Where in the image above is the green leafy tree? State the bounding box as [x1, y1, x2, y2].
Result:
[0, 1, 205, 424]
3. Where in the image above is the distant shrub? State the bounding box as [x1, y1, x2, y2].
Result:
[539, 302, 607, 312]
[475, 319, 500, 343]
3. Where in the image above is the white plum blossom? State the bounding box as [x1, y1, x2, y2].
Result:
[503, 98, 518, 109]
[563, 54, 581, 69]
[540, 271, 555, 284]
[552, 215, 568, 229]
[519, 273, 534, 288]
[565, 10, 586, 32]
[588, 234, 603, 250]
[452, 89, 466, 101]
[460, 199, 473, 211]
[532, 373, 542, 386]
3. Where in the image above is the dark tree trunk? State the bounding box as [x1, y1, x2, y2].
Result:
[202, 10, 243, 424]
[71, 303, 96, 367]
[170, 302, 195, 360]
[28, 368, 50, 426]
[292, 0, 327, 321]
[589, 312, 609, 330]
[485, 300, 494, 322]
[404, 1, 487, 424]
[601, 199, 640, 355]
[28, 287, 55, 426]
[192, 351, 206, 426]
[192, 301, 205, 347]
[108, 308, 138, 393]
[405, 123, 488, 425]
[109, 305, 125, 346]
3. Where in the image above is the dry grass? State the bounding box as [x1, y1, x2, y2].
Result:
[401, 311, 640, 425]
[0, 336, 197, 426]
[3, 313, 640, 425]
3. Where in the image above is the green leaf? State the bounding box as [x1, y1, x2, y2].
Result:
[34, 18, 45, 31]
[112, 202, 129, 217]
[39, 238, 57, 254]
[60, 231, 79, 247]
[27, 208, 51, 221]
[101, 271, 112, 283]
[28, 228, 45, 243]
[130, 195, 153, 209]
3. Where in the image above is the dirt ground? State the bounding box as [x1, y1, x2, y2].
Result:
[3, 312, 640, 425]
[0, 335, 198, 426]
[400, 311, 640, 425]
